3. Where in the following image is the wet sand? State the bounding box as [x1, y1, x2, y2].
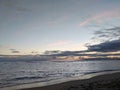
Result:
[2, 71, 120, 90]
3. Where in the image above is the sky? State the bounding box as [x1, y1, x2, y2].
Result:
[0, 0, 120, 55]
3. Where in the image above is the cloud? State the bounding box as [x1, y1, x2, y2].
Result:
[38, 26, 120, 60]
[43, 49, 120, 58]
[87, 39, 120, 52]
[10, 49, 20, 53]
[43, 50, 89, 56]
[11, 51, 20, 53]
[80, 9, 120, 26]
[91, 26, 120, 43]
[43, 26, 120, 57]
[44, 50, 61, 55]
[86, 26, 120, 52]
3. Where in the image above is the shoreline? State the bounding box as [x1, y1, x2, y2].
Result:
[2, 71, 120, 90]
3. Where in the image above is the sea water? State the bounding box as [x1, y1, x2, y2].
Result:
[0, 60, 120, 88]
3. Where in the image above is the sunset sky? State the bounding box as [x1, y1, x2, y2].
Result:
[0, 0, 120, 55]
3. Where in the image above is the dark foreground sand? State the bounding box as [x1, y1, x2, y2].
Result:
[2, 71, 120, 90]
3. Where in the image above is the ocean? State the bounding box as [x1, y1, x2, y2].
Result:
[0, 60, 120, 88]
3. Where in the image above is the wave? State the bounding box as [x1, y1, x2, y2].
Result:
[9, 76, 44, 81]
[83, 69, 120, 75]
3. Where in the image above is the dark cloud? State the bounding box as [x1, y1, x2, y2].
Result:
[43, 50, 90, 56]
[42, 26, 120, 58]
[10, 49, 20, 53]
[11, 51, 20, 53]
[87, 39, 120, 52]
[86, 26, 120, 52]
[44, 50, 61, 55]
[92, 26, 120, 42]
[44, 50, 120, 58]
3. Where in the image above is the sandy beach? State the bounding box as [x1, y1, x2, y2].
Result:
[21, 72, 120, 90]
[2, 71, 120, 90]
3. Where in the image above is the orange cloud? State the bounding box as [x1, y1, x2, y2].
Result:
[80, 9, 120, 26]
